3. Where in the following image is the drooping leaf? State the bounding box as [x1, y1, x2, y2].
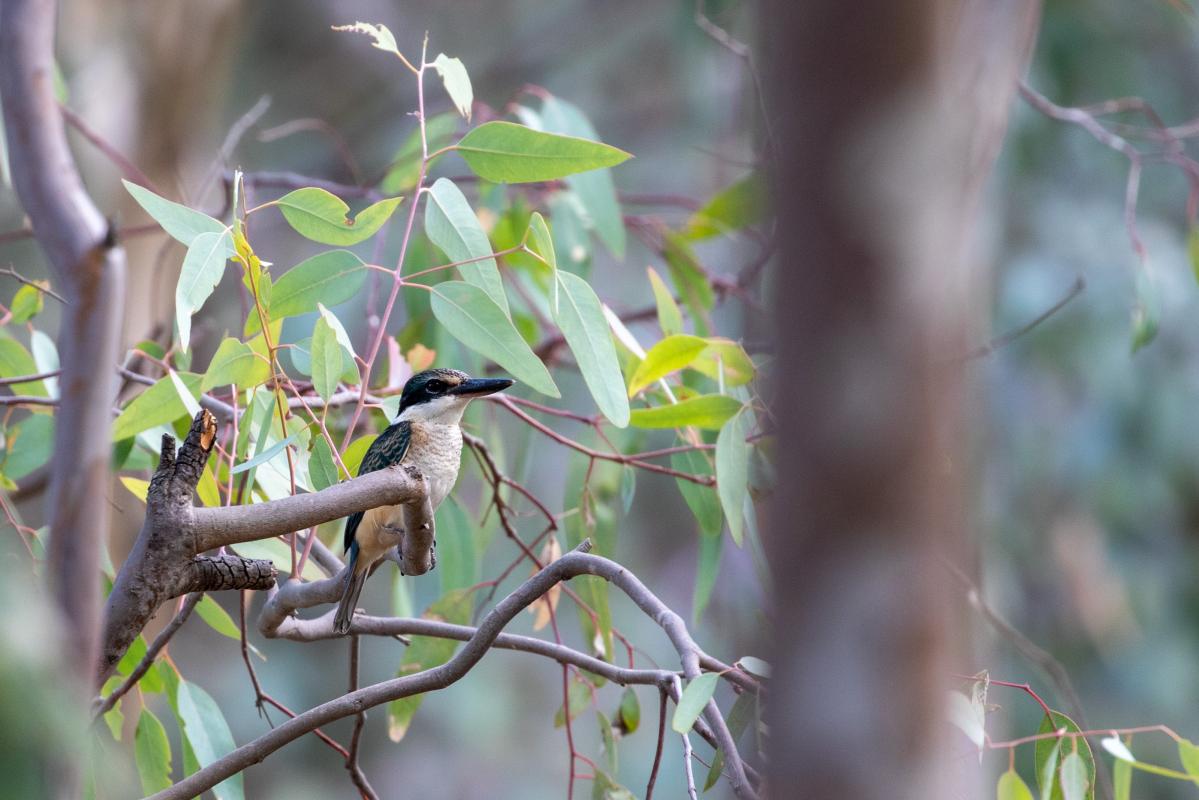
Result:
[310, 316, 343, 403]
[553, 271, 629, 426]
[1100, 736, 1135, 764]
[113, 373, 201, 441]
[597, 709, 618, 774]
[716, 409, 751, 545]
[276, 188, 402, 246]
[648, 267, 682, 336]
[424, 178, 508, 314]
[202, 338, 270, 391]
[691, 339, 755, 388]
[3, 414, 53, 480]
[628, 334, 708, 396]
[629, 394, 742, 430]
[997, 769, 1035, 800]
[553, 673, 592, 727]
[737, 656, 771, 679]
[10, 283, 44, 323]
[704, 690, 757, 791]
[1113, 756, 1131, 800]
[431, 54, 473, 120]
[618, 687, 640, 734]
[195, 595, 242, 641]
[1130, 271, 1159, 353]
[230, 431, 300, 475]
[316, 303, 359, 360]
[123, 180, 228, 248]
[685, 173, 766, 240]
[591, 769, 637, 800]
[134, 708, 172, 795]
[246, 250, 366, 335]
[1060, 752, 1088, 800]
[455, 121, 631, 184]
[436, 497, 477, 594]
[672, 672, 719, 734]
[175, 680, 244, 800]
[527, 212, 558, 311]
[540, 96, 626, 258]
[176, 230, 233, 352]
[945, 690, 985, 751]
[29, 330, 59, 397]
[168, 368, 202, 420]
[388, 589, 473, 741]
[1035, 712, 1095, 800]
[430, 281, 558, 397]
[0, 338, 46, 396]
[674, 449, 722, 536]
[308, 437, 339, 491]
[662, 231, 715, 335]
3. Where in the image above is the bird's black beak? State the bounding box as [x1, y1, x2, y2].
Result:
[450, 377, 514, 397]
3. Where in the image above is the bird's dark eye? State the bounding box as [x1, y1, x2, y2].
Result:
[426, 379, 446, 393]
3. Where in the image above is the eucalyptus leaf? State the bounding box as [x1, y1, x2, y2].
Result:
[629, 394, 742, 430]
[176, 230, 233, 352]
[113, 373, 201, 441]
[175, 680, 243, 800]
[716, 409, 751, 545]
[123, 180, 228, 248]
[553, 271, 629, 426]
[424, 178, 508, 314]
[202, 337, 270, 391]
[672, 672, 719, 734]
[455, 121, 631, 184]
[627, 334, 708, 396]
[276, 188, 402, 246]
[432, 53, 473, 119]
[246, 250, 366, 335]
[134, 708, 172, 795]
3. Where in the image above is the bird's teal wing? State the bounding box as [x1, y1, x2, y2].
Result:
[344, 421, 411, 552]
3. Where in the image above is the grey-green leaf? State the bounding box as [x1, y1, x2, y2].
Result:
[455, 121, 631, 184]
[311, 316, 342, 402]
[716, 409, 751, 545]
[176, 230, 232, 352]
[175, 680, 244, 800]
[553, 271, 629, 427]
[430, 280, 559, 397]
[1060, 752, 1088, 800]
[277, 188, 403, 246]
[247, 250, 366, 334]
[424, 178, 508, 314]
[123, 179, 228, 248]
[202, 337, 270, 391]
[309, 437, 339, 491]
[134, 708, 172, 795]
[431, 53, 473, 120]
[672, 672, 719, 734]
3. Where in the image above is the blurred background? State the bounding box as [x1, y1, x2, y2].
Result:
[5, 0, 1199, 797]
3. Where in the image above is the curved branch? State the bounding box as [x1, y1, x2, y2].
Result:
[151, 546, 759, 800]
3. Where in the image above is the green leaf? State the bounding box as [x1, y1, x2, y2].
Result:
[455, 121, 631, 184]
[737, 656, 770, 678]
[230, 431, 300, 475]
[1113, 757, 1131, 800]
[662, 231, 715, 335]
[431, 54, 473, 120]
[685, 173, 766, 240]
[629, 394, 742, 430]
[672, 672, 718, 734]
[195, 595, 241, 641]
[0, 338, 47, 395]
[1179, 738, 1199, 776]
[527, 211, 558, 312]
[540, 96, 626, 258]
[553, 673, 592, 727]
[101, 678, 124, 740]
[673, 449, 722, 536]
[175, 680, 243, 800]
[998, 769, 1035, 800]
[628, 334, 708, 396]
[231, 537, 323, 581]
[311, 317, 343, 403]
[113, 373, 201, 441]
[309, 437, 339, 491]
[276, 188, 403, 246]
[176, 230, 233, 352]
[3, 414, 53, 480]
[693, 527, 722, 624]
[168, 368, 202, 420]
[716, 409, 751, 545]
[134, 708, 172, 795]
[424, 178, 508, 314]
[648, 267, 682, 336]
[597, 710, 618, 774]
[10, 283, 44, 323]
[317, 302, 359, 360]
[342, 434, 377, 476]
[388, 589, 473, 741]
[1130, 271, 1159, 353]
[202, 337, 270, 391]
[553, 271, 629, 426]
[618, 687, 640, 734]
[436, 497, 477, 594]
[1060, 752, 1088, 800]
[1035, 712, 1095, 800]
[691, 339, 755, 387]
[1039, 741, 1062, 800]
[246, 250, 366, 335]
[704, 690, 756, 791]
[430, 281, 558, 397]
[123, 180, 228, 248]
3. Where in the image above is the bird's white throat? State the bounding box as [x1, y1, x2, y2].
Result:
[397, 394, 472, 425]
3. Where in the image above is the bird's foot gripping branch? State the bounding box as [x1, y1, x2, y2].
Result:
[97, 409, 434, 686]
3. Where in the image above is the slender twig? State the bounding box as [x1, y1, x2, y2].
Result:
[93, 592, 201, 717]
[956, 275, 1086, 362]
[0, 369, 60, 386]
[345, 635, 379, 800]
[59, 103, 160, 192]
[646, 688, 668, 800]
[0, 266, 67, 303]
[674, 676, 699, 800]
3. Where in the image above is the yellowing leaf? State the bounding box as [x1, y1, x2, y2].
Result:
[627, 334, 708, 396]
[629, 394, 741, 430]
[121, 477, 150, 502]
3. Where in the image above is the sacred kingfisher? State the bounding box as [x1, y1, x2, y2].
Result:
[333, 368, 513, 634]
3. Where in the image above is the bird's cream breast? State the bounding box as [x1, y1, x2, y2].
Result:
[406, 420, 463, 509]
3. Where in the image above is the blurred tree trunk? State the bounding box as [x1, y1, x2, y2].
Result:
[761, 1, 1039, 798]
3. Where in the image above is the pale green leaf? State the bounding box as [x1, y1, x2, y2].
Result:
[1113, 757, 1131, 800]
[29, 330, 59, 397]
[134, 708, 172, 795]
[1179, 738, 1199, 776]
[704, 691, 756, 791]
[430, 281, 558, 397]
[311, 317, 342, 402]
[455, 121, 631, 184]
[946, 689, 985, 750]
[202, 337, 270, 391]
[316, 303, 358, 360]
[113, 373, 201, 440]
[672, 672, 719, 734]
[10, 283, 44, 323]
[230, 431, 299, 475]
[246, 250, 366, 335]
[175, 680, 244, 800]
[648, 267, 682, 336]
[168, 369, 202, 420]
[527, 211, 558, 312]
[432, 53, 473, 120]
[628, 334, 708, 396]
[195, 595, 241, 641]
[553, 271, 629, 426]
[737, 656, 770, 678]
[1060, 752, 1088, 800]
[685, 173, 766, 240]
[998, 770, 1035, 800]
[629, 394, 742, 430]
[123, 180, 228, 248]
[4, 414, 53, 480]
[597, 710, 618, 775]
[342, 434, 377, 476]
[693, 527, 722, 624]
[553, 673, 592, 728]
[381, 113, 458, 193]
[276, 188, 402, 246]
[0, 339, 46, 395]
[309, 437, 339, 491]
[716, 409, 751, 545]
[424, 178, 508, 314]
[176, 230, 233, 352]
[691, 339, 755, 387]
[1100, 736, 1135, 764]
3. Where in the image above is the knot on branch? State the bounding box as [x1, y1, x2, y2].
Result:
[148, 409, 218, 513]
[187, 555, 277, 593]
